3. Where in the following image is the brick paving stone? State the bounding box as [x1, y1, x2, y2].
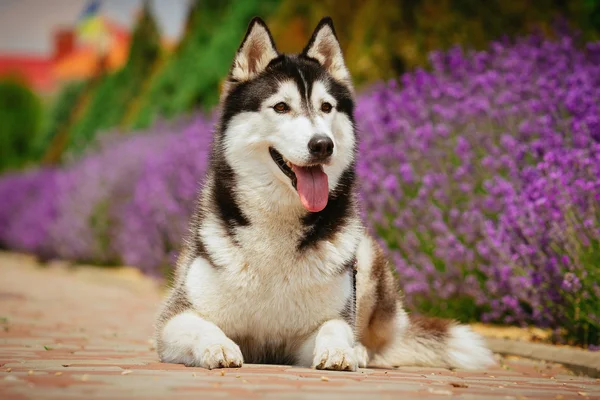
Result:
[1, 251, 599, 400]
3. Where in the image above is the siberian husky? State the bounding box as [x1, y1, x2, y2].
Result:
[155, 17, 495, 371]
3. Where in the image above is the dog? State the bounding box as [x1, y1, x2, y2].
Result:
[155, 16, 495, 371]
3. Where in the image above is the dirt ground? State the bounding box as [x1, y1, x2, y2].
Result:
[1, 252, 599, 399]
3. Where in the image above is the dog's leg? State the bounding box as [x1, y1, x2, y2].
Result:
[355, 235, 494, 370]
[353, 342, 369, 368]
[159, 311, 243, 369]
[297, 319, 358, 371]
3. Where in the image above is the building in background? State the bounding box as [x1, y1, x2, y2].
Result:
[0, 54, 55, 93]
[52, 20, 131, 84]
[0, 1, 129, 94]
[0, 0, 186, 94]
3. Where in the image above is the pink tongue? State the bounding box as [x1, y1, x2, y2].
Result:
[292, 165, 329, 212]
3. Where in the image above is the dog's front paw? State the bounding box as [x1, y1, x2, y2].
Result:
[313, 347, 357, 371]
[354, 343, 369, 368]
[192, 341, 244, 369]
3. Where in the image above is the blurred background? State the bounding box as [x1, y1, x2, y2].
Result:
[0, 1, 599, 350]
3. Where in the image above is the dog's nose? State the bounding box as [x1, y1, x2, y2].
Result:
[308, 135, 334, 158]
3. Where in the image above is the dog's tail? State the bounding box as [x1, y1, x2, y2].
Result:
[369, 308, 495, 370]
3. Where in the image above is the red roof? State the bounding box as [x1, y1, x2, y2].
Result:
[0, 56, 55, 92]
[53, 20, 131, 82]
[0, 18, 132, 93]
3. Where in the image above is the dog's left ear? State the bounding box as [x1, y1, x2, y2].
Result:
[229, 17, 279, 83]
[302, 17, 351, 86]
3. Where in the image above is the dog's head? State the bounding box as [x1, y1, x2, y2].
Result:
[218, 17, 355, 213]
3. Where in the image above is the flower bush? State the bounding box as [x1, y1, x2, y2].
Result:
[356, 33, 600, 347]
[0, 116, 212, 273]
[0, 32, 598, 347]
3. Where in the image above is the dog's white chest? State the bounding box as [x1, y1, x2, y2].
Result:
[185, 256, 351, 341]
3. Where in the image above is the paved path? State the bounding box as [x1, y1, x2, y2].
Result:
[1, 252, 599, 399]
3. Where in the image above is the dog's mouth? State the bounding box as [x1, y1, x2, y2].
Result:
[269, 147, 329, 212]
[269, 147, 297, 188]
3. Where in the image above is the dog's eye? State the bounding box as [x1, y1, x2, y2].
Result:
[321, 102, 333, 113]
[273, 102, 290, 113]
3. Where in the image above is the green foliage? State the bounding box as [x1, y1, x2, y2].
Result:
[577, 0, 600, 33]
[35, 0, 600, 158]
[67, 72, 120, 152]
[269, 0, 600, 85]
[0, 78, 43, 171]
[34, 80, 86, 159]
[68, 2, 162, 153]
[127, 1, 162, 72]
[130, 0, 280, 129]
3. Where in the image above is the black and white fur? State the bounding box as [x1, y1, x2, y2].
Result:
[155, 17, 495, 371]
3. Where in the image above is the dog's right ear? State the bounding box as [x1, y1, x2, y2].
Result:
[228, 17, 279, 83]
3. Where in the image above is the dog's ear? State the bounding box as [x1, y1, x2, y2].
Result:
[302, 17, 351, 86]
[229, 17, 279, 83]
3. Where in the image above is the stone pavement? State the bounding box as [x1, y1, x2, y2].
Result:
[1, 252, 599, 400]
